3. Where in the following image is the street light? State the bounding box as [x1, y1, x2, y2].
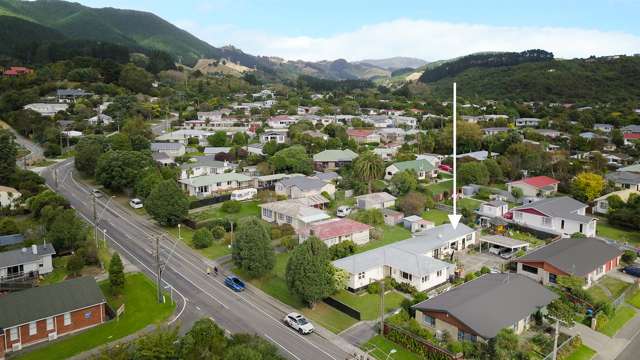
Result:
[385, 349, 397, 360]
[177, 223, 181, 241]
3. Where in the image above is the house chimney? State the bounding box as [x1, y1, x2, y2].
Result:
[32, 244, 38, 255]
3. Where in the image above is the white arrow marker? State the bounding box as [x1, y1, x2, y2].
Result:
[448, 82, 462, 229]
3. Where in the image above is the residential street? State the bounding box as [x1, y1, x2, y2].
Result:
[42, 159, 356, 360]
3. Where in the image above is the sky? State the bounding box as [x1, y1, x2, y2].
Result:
[79, 0, 640, 62]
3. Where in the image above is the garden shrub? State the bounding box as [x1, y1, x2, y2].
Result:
[595, 312, 609, 331]
[211, 225, 226, 240]
[221, 200, 242, 213]
[192, 228, 213, 249]
[328, 240, 356, 260]
[280, 235, 298, 250]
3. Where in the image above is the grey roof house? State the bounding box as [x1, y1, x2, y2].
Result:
[313, 149, 358, 171]
[0, 244, 56, 280]
[606, 171, 640, 191]
[275, 176, 336, 199]
[414, 273, 557, 341]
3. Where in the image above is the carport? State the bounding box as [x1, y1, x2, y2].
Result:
[480, 235, 529, 253]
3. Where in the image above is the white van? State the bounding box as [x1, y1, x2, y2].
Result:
[230, 188, 258, 201]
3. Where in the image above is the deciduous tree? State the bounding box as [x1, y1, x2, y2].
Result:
[145, 180, 189, 226]
[285, 236, 335, 308]
[232, 217, 274, 278]
[571, 172, 605, 202]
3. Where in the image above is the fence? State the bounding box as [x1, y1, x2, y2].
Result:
[383, 322, 462, 360]
[188, 193, 231, 209]
[613, 281, 638, 307]
[323, 297, 361, 321]
[541, 334, 580, 360]
[435, 204, 453, 213]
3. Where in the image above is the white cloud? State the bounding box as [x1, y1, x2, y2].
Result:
[176, 18, 640, 61]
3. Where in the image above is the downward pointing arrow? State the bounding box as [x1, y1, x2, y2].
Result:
[448, 82, 462, 230]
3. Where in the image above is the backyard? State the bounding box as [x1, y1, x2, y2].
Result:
[596, 219, 640, 246]
[357, 225, 412, 253]
[16, 273, 175, 360]
[425, 180, 452, 196]
[421, 209, 450, 225]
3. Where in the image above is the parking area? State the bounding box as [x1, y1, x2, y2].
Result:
[457, 251, 508, 273]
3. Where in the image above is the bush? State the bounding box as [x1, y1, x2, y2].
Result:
[622, 250, 637, 265]
[211, 225, 226, 240]
[595, 312, 609, 331]
[280, 235, 298, 250]
[367, 282, 380, 294]
[394, 281, 417, 295]
[479, 266, 490, 275]
[271, 227, 282, 240]
[328, 240, 357, 260]
[66, 253, 84, 277]
[352, 209, 384, 226]
[221, 200, 242, 213]
[192, 228, 213, 249]
[464, 272, 477, 282]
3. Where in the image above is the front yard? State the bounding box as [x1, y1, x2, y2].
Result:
[165, 225, 231, 260]
[188, 200, 260, 222]
[363, 335, 423, 360]
[564, 345, 596, 360]
[597, 305, 636, 337]
[586, 276, 631, 304]
[234, 251, 407, 333]
[16, 273, 175, 360]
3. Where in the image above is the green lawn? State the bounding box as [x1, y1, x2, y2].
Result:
[598, 305, 636, 337]
[40, 257, 69, 285]
[505, 229, 545, 246]
[363, 335, 423, 360]
[443, 197, 482, 211]
[332, 290, 406, 320]
[421, 209, 450, 225]
[233, 253, 358, 333]
[188, 201, 261, 222]
[626, 290, 640, 308]
[597, 220, 640, 246]
[600, 276, 631, 299]
[16, 273, 175, 360]
[587, 286, 610, 304]
[425, 180, 453, 195]
[564, 344, 596, 360]
[357, 225, 412, 253]
[165, 225, 231, 260]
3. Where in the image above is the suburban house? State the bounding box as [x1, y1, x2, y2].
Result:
[507, 176, 559, 198]
[150, 142, 186, 158]
[260, 199, 330, 231]
[0, 186, 21, 209]
[593, 189, 639, 214]
[313, 149, 358, 171]
[483, 127, 510, 136]
[0, 234, 24, 248]
[152, 153, 174, 166]
[2, 67, 33, 77]
[413, 274, 557, 342]
[621, 125, 640, 134]
[456, 150, 498, 161]
[179, 157, 235, 180]
[0, 277, 106, 358]
[594, 124, 614, 133]
[515, 118, 542, 127]
[403, 216, 435, 233]
[476, 199, 509, 219]
[156, 130, 212, 145]
[382, 208, 404, 225]
[0, 244, 55, 281]
[267, 115, 298, 128]
[516, 237, 623, 288]
[259, 131, 287, 144]
[203, 147, 232, 156]
[373, 144, 401, 161]
[87, 114, 113, 126]
[332, 224, 475, 292]
[179, 173, 253, 197]
[510, 196, 597, 237]
[56, 89, 92, 102]
[23, 103, 68, 117]
[300, 218, 371, 246]
[623, 133, 640, 146]
[355, 192, 397, 209]
[384, 159, 437, 180]
[347, 129, 381, 144]
[275, 176, 336, 199]
[606, 171, 640, 191]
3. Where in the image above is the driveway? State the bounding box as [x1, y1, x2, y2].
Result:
[456, 251, 508, 273]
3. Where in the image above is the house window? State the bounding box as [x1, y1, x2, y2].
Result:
[422, 275, 430, 282]
[458, 330, 477, 342]
[596, 265, 604, 275]
[10, 327, 18, 341]
[436, 270, 443, 277]
[278, 213, 285, 220]
[561, 220, 565, 229]
[549, 273, 558, 284]
[522, 264, 538, 274]
[286, 216, 293, 224]
[46, 317, 54, 331]
[262, 209, 273, 218]
[401, 271, 412, 281]
[423, 314, 435, 327]
[29, 322, 37, 336]
[358, 272, 365, 280]
[63, 312, 71, 326]
[542, 217, 551, 226]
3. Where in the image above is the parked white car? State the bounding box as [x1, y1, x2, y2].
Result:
[489, 246, 502, 255]
[129, 198, 143, 209]
[283, 312, 314, 334]
[230, 188, 258, 201]
[92, 189, 103, 198]
[336, 205, 352, 217]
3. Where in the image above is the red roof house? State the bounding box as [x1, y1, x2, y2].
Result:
[624, 133, 640, 145]
[507, 176, 559, 197]
[3, 67, 33, 77]
[301, 218, 372, 246]
[347, 129, 381, 144]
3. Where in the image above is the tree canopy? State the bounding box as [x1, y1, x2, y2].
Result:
[232, 217, 275, 278]
[285, 236, 336, 308]
[145, 180, 189, 226]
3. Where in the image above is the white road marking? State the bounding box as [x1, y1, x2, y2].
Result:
[264, 334, 302, 360]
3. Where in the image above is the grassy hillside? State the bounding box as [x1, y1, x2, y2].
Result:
[0, 0, 216, 66]
[0, 15, 66, 57]
[422, 56, 640, 103]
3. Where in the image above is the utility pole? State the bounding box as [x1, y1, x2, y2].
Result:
[156, 236, 164, 304]
[53, 167, 58, 188]
[92, 193, 103, 270]
[552, 317, 560, 360]
[379, 278, 385, 336]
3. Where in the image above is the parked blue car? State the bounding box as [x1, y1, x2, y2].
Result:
[224, 276, 246, 292]
[623, 266, 640, 278]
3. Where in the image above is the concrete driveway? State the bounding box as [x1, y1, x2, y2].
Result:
[456, 251, 508, 273]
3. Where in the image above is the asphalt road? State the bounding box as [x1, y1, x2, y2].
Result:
[42, 159, 354, 360]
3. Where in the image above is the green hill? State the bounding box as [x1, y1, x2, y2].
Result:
[0, 15, 66, 58]
[0, 0, 220, 66]
[421, 55, 640, 103]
